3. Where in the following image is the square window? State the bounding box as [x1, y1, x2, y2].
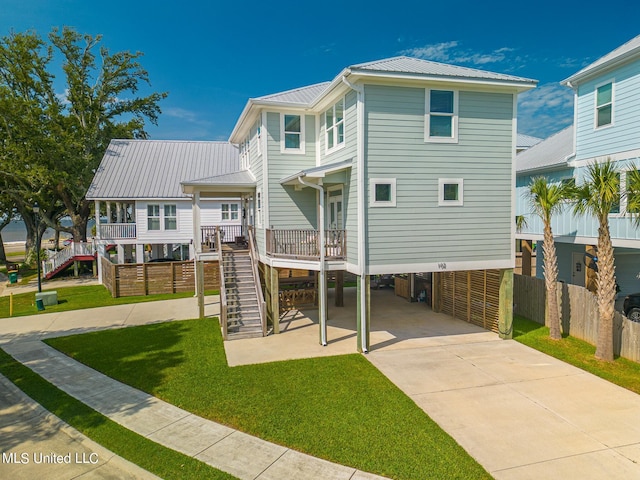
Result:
[439, 178, 464, 206]
[370, 178, 396, 207]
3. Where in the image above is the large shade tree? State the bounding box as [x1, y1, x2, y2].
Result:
[527, 177, 568, 340]
[572, 160, 620, 361]
[0, 27, 167, 249]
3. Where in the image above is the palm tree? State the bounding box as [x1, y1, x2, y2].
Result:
[572, 160, 620, 361]
[527, 177, 567, 340]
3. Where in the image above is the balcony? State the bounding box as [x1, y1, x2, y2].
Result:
[201, 225, 246, 251]
[266, 229, 346, 260]
[99, 223, 137, 239]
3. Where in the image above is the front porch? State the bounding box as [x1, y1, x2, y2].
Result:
[265, 228, 346, 260]
[224, 287, 497, 366]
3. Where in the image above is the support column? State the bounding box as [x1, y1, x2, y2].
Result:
[106, 202, 112, 224]
[97, 244, 106, 283]
[319, 268, 327, 346]
[116, 202, 123, 223]
[356, 275, 370, 353]
[117, 244, 125, 264]
[409, 273, 416, 302]
[270, 265, 280, 334]
[335, 270, 344, 307]
[197, 260, 205, 319]
[499, 268, 514, 339]
[136, 244, 144, 263]
[193, 192, 202, 254]
[432, 272, 440, 312]
[94, 201, 101, 240]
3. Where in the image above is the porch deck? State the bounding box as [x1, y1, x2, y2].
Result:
[266, 229, 346, 260]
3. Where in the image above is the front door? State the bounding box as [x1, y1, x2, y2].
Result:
[571, 252, 586, 287]
[327, 188, 343, 230]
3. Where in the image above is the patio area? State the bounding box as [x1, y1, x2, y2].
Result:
[224, 286, 497, 366]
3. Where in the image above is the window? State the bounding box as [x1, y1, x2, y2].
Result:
[325, 98, 345, 151]
[222, 203, 239, 221]
[595, 82, 613, 128]
[147, 204, 160, 230]
[370, 178, 396, 207]
[426, 89, 458, 142]
[438, 178, 464, 206]
[240, 136, 250, 169]
[164, 204, 177, 230]
[256, 188, 262, 227]
[281, 114, 305, 153]
[256, 121, 262, 156]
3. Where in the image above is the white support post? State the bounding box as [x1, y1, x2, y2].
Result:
[94, 201, 101, 240]
[106, 202, 112, 224]
[136, 244, 144, 263]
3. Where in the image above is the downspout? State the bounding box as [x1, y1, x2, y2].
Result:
[342, 75, 368, 353]
[298, 176, 328, 346]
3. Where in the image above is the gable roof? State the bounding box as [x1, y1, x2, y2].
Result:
[517, 133, 543, 150]
[86, 140, 240, 200]
[349, 56, 535, 84]
[563, 34, 640, 86]
[516, 126, 574, 174]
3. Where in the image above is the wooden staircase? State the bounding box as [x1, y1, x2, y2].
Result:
[42, 242, 96, 279]
[222, 248, 264, 339]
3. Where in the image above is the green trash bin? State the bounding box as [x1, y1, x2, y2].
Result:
[8, 270, 18, 284]
[36, 299, 45, 311]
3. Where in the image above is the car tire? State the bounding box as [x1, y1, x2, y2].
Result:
[627, 307, 640, 323]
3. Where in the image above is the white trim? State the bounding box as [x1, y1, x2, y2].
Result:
[515, 232, 640, 249]
[438, 178, 463, 206]
[570, 147, 640, 168]
[594, 78, 615, 130]
[220, 202, 240, 222]
[370, 178, 397, 207]
[511, 93, 517, 269]
[367, 258, 514, 275]
[262, 111, 270, 230]
[425, 88, 458, 143]
[315, 112, 321, 166]
[280, 113, 306, 154]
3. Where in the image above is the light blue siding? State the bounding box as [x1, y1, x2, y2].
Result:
[364, 85, 515, 268]
[575, 57, 640, 160]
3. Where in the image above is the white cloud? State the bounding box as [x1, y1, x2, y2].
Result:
[164, 107, 201, 122]
[518, 83, 574, 138]
[400, 41, 515, 66]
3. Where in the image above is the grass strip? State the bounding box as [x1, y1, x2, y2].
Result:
[0, 348, 237, 480]
[0, 285, 217, 319]
[513, 315, 640, 395]
[47, 318, 492, 480]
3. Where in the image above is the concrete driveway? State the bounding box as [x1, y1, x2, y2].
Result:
[226, 287, 640, 479]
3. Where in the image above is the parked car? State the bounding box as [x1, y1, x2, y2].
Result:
[622, 293, 640, 322]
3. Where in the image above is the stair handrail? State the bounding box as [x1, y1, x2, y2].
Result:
[248, 226, 267, 336]
[216, 226, 228, 340]
[42, 241, 96, 277]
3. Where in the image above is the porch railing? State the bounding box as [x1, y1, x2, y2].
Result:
[266, 229, 346, 260]
[99, 223, 137, 239]
[248, 226, 267, 336]
[42, 242, 96, 277]
[201, 225, 244, 251]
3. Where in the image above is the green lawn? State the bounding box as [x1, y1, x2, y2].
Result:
[47, 318, 491, 480]
[0, 348, 237, 480]
[513, 315, 640, 395]
[0, 285, 214, 319]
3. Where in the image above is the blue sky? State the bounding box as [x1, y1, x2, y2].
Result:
[2, 0, 640, 141]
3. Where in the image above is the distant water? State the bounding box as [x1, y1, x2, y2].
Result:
[1, 219, 95, 244]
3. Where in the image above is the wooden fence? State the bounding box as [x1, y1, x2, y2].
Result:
[514, 274, 640, 362]
[101, 257, 219, 297]
[435, 270, 501, 334]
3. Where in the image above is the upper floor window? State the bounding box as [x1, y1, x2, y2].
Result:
[595, 81, 613, 128]
[256, 121, 262, 157]
[164, 205, 177, 230]
[281, 114, 305, 153]
[325, 98, 345, 152]
[240, 136, 250, 169]
[222, 203, 239, 221]
[426, 89, 458, 143]
[370, 178, 397, 207]
[147, 205, 160, 230]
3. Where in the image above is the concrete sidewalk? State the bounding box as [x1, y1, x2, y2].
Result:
[0, 296, 386, 480]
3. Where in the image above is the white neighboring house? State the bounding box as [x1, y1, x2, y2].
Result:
[86, 140, 245, 282]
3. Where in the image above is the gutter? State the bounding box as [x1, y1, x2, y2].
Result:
[297, 176, 328, 346]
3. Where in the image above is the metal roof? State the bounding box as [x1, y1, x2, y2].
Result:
[255, 82, 330, 105]
[516, 126, 574, 173]
[183, 170, 255, 186]
[517, 133, 543, 149]
[280, 159, 353, 185]
[86, 140, 240, 199]
[563, 34, 640, 85]
[349, 56, 536, 84]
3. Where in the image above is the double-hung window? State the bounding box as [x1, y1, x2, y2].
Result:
[281, 114, 305, 153]
[426, 89, 458, 142]
[164, 205, 177, 230]
[595, 81, 613, 128]
[147, 205, 160, 230]
[325, 98, 345, 152]
[222, 203, 239, 221]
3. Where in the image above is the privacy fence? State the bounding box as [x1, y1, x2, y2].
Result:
[101, 257, 220, 297]
[514, 274, 640, 362]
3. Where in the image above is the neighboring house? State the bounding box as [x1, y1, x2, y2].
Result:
[516, 133, 542, 153]
[175, 56, 536, 348]
[86, 140, 243, 276]
[516, 34, 640, 297]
